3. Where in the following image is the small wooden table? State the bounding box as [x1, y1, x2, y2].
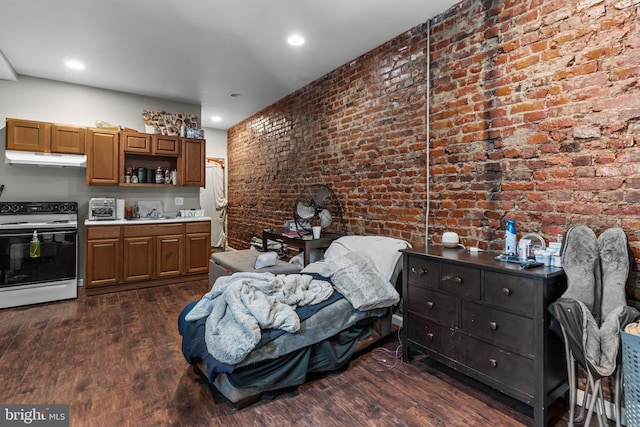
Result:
[262, 229, 342, 266]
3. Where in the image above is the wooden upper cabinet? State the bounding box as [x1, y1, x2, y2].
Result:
[51, 124, 86, 154]
[122, 133, 179, 156]
[6, 118, 50, 152]
[122, 132, 151, 153]
[181, 137, 205, 187]
[152, 135, 179, 156]
[6, 118, 86, 154]
[87, 128, 119, 185]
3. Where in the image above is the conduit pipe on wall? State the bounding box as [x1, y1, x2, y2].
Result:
[425, 18, 431, 246]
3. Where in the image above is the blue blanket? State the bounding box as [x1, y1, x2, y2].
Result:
[178, 273, 344, 379]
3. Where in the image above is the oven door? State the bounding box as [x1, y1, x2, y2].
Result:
[0, 227, 77, 288]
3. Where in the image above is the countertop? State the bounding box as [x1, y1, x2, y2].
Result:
[84, 216, 212, 226]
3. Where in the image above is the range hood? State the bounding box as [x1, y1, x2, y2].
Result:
[5, 150, 87, 168]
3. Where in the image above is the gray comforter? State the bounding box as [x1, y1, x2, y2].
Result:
[186, 252, 399, 365]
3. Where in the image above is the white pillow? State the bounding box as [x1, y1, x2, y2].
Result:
[323, 236, 411, 281]
[254, 251, 278, 269]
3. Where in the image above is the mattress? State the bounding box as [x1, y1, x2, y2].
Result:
[209, 249, 301, 286]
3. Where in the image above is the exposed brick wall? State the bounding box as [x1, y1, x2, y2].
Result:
[228, 0, 640, 299]
[428, 0, 640, 301]
[227, 24, 429, 250]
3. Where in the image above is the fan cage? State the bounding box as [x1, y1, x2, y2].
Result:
[292, 185, 346, 236]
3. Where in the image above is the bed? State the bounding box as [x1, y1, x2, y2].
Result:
[178, 235, 410, 408]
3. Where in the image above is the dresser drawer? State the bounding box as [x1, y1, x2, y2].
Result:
[440, 262, 480, 300]
[407, 286, 457, 328]
[458, 333, 534, 397]
[407, 315, 455, 359]
[461, 301, 533, 357]
[407, 256, 439, 290]
[484, 271, 534, 317]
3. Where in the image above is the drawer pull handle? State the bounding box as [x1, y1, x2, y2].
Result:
[489, 359, 498, 368]
[502, 287, 511, 296]
[427, 332, 434, 341]
[412, 267, 427, 275]
[426, 301, 434, 309]
[455, 276, 463, 285]
[490, 321, 498, 331]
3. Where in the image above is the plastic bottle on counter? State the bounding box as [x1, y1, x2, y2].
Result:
[155, 166, 163, 184]
[505, 219, 517, 256]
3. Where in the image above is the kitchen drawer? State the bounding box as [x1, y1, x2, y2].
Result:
[407, 315, 455, 359]
[407, 256, 439, 290]
[407, 286, 457, 328]
[458, 333, 534, 397]
[440, 262, 480, 300]
[186, 221, 210, 234]
[484, 271, 534, 317]
[86, 225, 121, 240]
[461, 301, 533, 357]
[124, 223, 184, 237]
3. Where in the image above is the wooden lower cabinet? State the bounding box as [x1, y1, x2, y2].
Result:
[86, 226, 121, 288]
[123, 236, 154, 282]
[86, 220, 209, 294]
[156, 234, 184, 278]
[401, 247, 568, 427]
[185, 222, 210, 273]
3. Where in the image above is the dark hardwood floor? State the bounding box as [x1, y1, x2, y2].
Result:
[0, 281, 571, 426]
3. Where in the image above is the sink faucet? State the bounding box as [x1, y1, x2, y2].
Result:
[147, 208, 158, 218]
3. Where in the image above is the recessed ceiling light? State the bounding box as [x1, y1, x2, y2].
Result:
[65, 60, 85, 70]
[287, 35, 305, 46]
[211, 116, 221, 122]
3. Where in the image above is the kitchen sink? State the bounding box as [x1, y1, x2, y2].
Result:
[130, 216, 168, 221]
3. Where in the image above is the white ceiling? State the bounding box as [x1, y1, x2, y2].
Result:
[0, 0, 459, 130]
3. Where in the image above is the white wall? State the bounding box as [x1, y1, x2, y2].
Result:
[203, 127, 227, 160]
[0, 75, 213, 282]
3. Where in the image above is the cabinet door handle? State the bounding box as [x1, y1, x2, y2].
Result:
[426, 301, 434, 309]
[489, 359, 498, 368]
[426, 332, 434, 341]
[489, 321, 498, 331]
[455, 276, 463, 285]
[502, 287, 511, 296]
[411, 267, 427, 275]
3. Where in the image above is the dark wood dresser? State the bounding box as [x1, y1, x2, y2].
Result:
[401, 246, 568, 427]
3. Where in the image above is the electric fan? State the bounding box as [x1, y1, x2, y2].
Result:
[293, 184, 346, 235]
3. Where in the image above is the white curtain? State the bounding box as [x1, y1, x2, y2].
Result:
[200, 159, 227, 248]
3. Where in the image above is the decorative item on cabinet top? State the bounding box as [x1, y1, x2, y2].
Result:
[141, 110, 198, 137]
